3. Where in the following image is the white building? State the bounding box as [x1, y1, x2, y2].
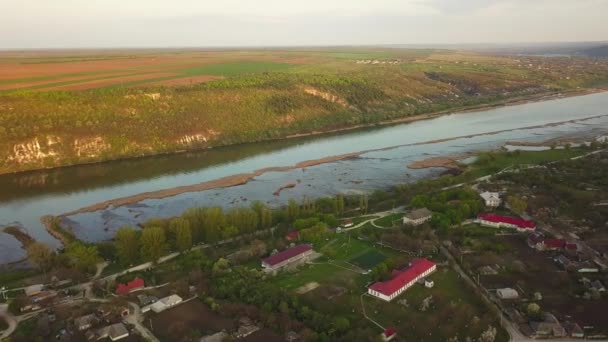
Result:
[496, 288, 519, 299]
[402, 208, 432, 226]
[150, 294, 183, 313]
[368, 259, 436, 301]
[480, 192, 501, 207]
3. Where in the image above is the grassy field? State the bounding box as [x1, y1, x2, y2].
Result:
[1, 48, 607, 174]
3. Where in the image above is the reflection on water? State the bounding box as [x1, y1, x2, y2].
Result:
[1, 92, 608, 263]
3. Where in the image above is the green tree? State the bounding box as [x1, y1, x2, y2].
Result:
[287, 199, 300, 222]
[334, 317, 350, 333]
[140, 227, 169, 262]
[27, 242, 55, 275]
[65, 242, 100, 273]
[115, 227, 140, 266]
[170, 218, 193, 253]
[507, 195, 528, 215]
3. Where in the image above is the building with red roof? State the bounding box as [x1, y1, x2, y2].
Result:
[116, 277, 145, 295]
[382, 327, 397, 341]
[285, 231, 300, 241]
[368, 258, 436, 301]
[477, 213, 536, 232]
[262, 244, 314, 273]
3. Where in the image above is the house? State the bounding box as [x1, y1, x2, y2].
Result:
[527, 232, 545, 249]
[402, 208, 432, 226]
[261, 244, 314, 273]
[424, 279, 434, 288]
[564, 322, 584, 338]
[368, 259, 436, 301]
[591, 280, 605, 292]
[496, 288, 519, 299]
[285, 331, 301, 342]
[24, 284, 44, 297]
[116, 277, 145, 295]
[96, 323, 129, 341]
[74, 314, 98, 331]
[200, 331, 229, 342]
[341, 219, 354, 228]
[382, 327, 397, 341]
[235, 317, 259, 338]
[540, 239, 567, 251]
[555, 255, 576, 271]
[476, 213, 536, 232]
[285, 231, 300, 241]
[137, 294, 158, 307]
[150, 294, 183, 313]
[577, 262, 599, 273]
[480, 191, 501, 207]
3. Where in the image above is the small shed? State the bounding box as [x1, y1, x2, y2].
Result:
[496, 288, 519, 299]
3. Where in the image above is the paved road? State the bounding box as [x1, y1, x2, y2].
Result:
[0, 304, 17, 340]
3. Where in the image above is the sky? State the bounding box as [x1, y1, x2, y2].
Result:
[1, 0, 607, 48]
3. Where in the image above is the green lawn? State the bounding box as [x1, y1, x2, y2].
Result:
[349, 250, 386, 270]
[373, 213, 403, 228]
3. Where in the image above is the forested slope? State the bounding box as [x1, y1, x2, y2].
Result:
[1, 50, 607, 174]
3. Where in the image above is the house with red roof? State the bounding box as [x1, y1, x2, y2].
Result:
[382, 327, 397, 341]
[476, 213, 536, 232]
[368, 258, 436, 301]
[116, 277, 145, 295]
[262, 244, 314, 273]
[285, 231, 300, 241]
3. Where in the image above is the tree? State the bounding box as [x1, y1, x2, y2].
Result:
[527, 303, 541, 320]
[334, 317, 350, 333]
[27, 242, 55, 275]
[170, 218, 193, 253]
[287, 199, 300, 222]
[115, 227, 139, 266]
[212, 258, 230, 275]
[65, 242, 100, 273]
[140, 227, 168, 262]
[507, 195, 528, 215]
[336, 194, 345, 215]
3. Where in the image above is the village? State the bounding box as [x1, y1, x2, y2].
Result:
[1, 145, 607, 342]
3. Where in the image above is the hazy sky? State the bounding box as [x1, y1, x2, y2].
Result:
[1, 0, 607, 48]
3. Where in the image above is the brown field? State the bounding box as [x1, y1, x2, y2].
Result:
[41, 72, 179, 91]
[149, 299, 235, 340]
[139, 75, 223, 87]
[0, 50, 317, 92]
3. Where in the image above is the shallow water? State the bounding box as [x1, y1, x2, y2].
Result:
[1, 92, 608, 263]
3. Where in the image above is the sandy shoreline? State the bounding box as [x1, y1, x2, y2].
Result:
[408, 153, 472, 169]
[61, 111, 608, 217]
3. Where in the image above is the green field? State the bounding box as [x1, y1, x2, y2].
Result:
[349, 249, 387, 270]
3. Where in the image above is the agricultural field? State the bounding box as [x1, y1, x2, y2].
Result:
[1, 48, 608, 174]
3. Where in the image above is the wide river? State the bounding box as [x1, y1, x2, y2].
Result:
[1, 92, 608, 264]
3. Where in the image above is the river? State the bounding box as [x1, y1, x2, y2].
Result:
[1, 92, 608, 264]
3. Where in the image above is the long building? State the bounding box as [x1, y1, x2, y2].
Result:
[476, 213, 536, 232]
[261, 244, 313, 273]
[368, 258, 436, 301]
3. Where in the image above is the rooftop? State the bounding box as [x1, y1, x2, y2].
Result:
[262, 244, 312, 267]
[369, 258, 436, 296]
[116, 277, 145, 295]
[478, 213, 536, 229]
[405, 208, 432, 220]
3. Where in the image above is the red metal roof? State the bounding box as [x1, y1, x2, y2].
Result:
[369, 258, 436, 297]
[285, 231, 300, 240]
[116, 277, 145, 295]
[543, 239, 566, 249]
[383, 327, 396, 337]
[262, 244, 312, 267]
[478, 213, 536, 229]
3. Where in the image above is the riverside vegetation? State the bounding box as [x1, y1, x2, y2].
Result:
[1, 48, 608, 174]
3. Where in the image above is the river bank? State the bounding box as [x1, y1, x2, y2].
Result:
[2, 88, 605, 179]
[60, 112, 608, 217]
